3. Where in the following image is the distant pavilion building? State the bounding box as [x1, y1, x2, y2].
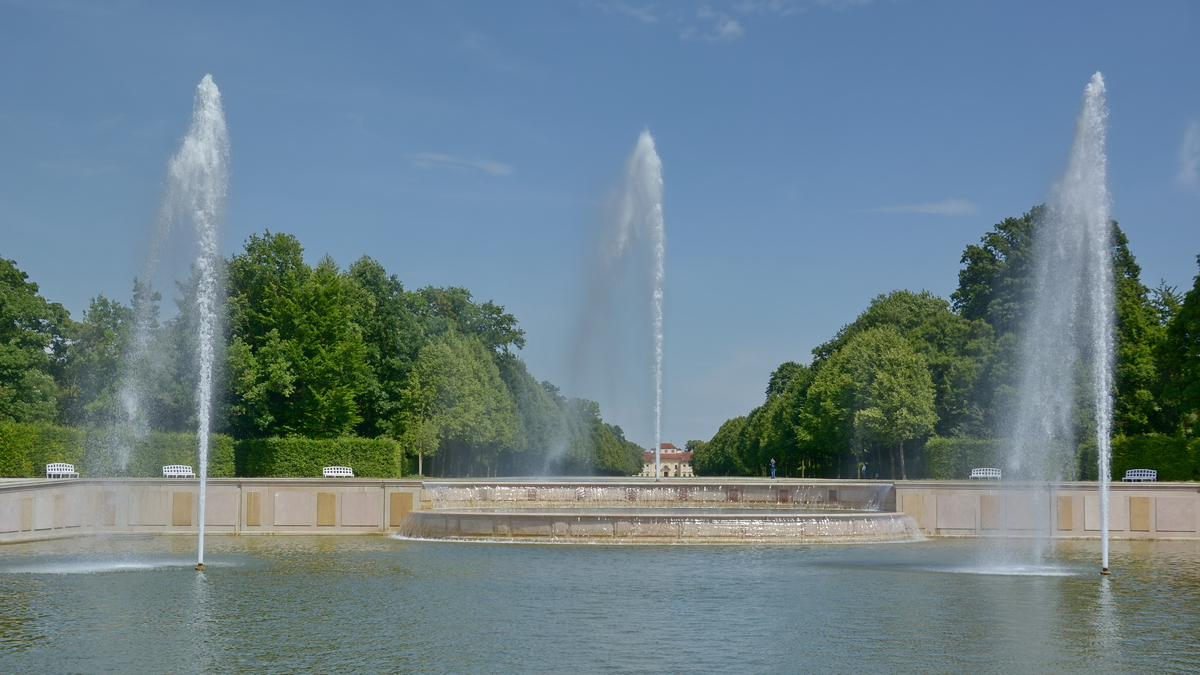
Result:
[638, 442, 694, 478]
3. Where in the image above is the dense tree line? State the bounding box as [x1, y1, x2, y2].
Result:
[0, 231, 642, 477]
[695, 206, 1200, 479]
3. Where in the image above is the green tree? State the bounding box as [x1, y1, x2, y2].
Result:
[1111, 227, 1166, 435]
[0, 257, 70, 423]
[757, 362, 817, 477]
[398, 331, 518, 477]
[496, 355, 563, 474]
[813, 290, 993, 437]
[952, 207, 1041, 335]
[347, 256, 425, 438]
[802, 327, 937, 478]
[953, 209, 1167, 437]
[226, 233, 369, 438]
[1161, 255, 1200, 435]
[61, 294, 131, 424]
[411, 286, 525, 354]
[847, 327, 938, 480]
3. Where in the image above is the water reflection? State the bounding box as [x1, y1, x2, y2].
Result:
[0, 536, 1195, 674]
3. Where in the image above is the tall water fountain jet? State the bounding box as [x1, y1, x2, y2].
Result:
[160, 75, 229, 569]
[565, 131, 666, 475]
[1009, 73, 1113, 573]
[614, 131, 666, 477]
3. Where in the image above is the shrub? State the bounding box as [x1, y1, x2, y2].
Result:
[122, 432, 235, 478]
[235, 436, 403, 478]
[0, 422, 234, 478]
[0, 422, 86, 477]
[1111, 435, 1200, 482]
[924, 437, 1004, 480]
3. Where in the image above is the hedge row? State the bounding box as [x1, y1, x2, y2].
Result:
[1112, 435, 1200, 482]
[924, 437, 1004, 480]
[235, 437, 403, 478]
[0, 423, 86, 478]
[925, 435, 1200, 481]
[0, 422, 234, 478]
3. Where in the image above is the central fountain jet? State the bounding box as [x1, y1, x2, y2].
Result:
[1009, 72, 1114, 574]
[159, 75, 229, 570]
[613, 131, 666, 477]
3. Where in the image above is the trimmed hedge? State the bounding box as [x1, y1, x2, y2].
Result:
[116, 432, 235, 478]
[1112, 435, 1200, 482]
[924, 437, 1004, 480]
[0, 422, 86, 478]
[0, 422, 234, 478]
[235, 437, 403, 478]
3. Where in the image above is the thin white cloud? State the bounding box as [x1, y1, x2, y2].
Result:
[37, 160, 119, 177]
[411, 152, 513, 176]
[736, 0, 870, 14]
[1177, 119, 1200, 194]
[735, 0, 803, 14]
[810, 0, 871, 8]
[866, 198, 979, 216]
[683, 7, 744, 42]
[597, 1, 659, 23]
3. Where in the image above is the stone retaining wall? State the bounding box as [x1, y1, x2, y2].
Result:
[895, 481, 1200, 539]
[0, 478, 424, 544]
[4, 478, 1195, 544]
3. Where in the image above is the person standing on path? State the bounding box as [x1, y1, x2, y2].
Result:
[770, 458, 776, 479]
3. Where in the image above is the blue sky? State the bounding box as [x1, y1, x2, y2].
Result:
[2, 0, 1199, 449]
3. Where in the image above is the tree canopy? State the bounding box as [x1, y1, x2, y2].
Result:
[699, 205, 1193, 479]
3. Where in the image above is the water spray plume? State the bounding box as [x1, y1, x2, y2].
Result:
[1010, 72, 1113, 574]
[612, 131, 665, 479]
[162, 75, 229, 569]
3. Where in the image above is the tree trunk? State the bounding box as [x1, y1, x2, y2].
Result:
[898, 440, 907, 480]
[418, 452, 423, 477]
[889, 446, 896, 480]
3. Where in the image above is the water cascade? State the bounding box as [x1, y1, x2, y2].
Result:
[614, 131, 666, 476]
[160, 75, 229, 569]
[401, 480, 917, 543]
[1009, 73, 1113, 572]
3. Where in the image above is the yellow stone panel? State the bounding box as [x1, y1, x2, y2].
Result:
[317, 492, 337, 526]
[1129, 496, 1151, 532]
[246, 492, 262, 526]
[389, 492, 414, 527]
[172, 492, 192, 527]
[1057, 496, 1073, 531]
[980, 495, 1001, 530]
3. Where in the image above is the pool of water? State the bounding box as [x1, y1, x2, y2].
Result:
[0, 535, 1196, 674]
[420, 507, 854, 515]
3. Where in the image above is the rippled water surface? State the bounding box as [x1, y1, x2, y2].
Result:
[0, 536, 1197, 674]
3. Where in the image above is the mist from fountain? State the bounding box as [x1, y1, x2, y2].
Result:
[563, 131, 665, 475]
[612, 131, 665, 476]
[1008, 72, 1113, 570]
[159, 75, 229, 567]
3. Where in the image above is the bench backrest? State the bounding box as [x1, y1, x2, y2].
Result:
[163, 465, 195, 476]
[970, 468, 1001, 479]
[46, 463, 79, 478]
[323, 466, 354, 477]
[1124, 469, 1157, 480]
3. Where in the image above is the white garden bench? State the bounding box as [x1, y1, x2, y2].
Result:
[163, 465, 196, 478]
[1122, 469, 1157, 482]
[323, 466, 354, 478]
[46, 463, 79, 479]
[969, 467, 1001, 480]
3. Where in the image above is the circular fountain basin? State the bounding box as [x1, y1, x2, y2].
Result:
[398, 508, 921, 544]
